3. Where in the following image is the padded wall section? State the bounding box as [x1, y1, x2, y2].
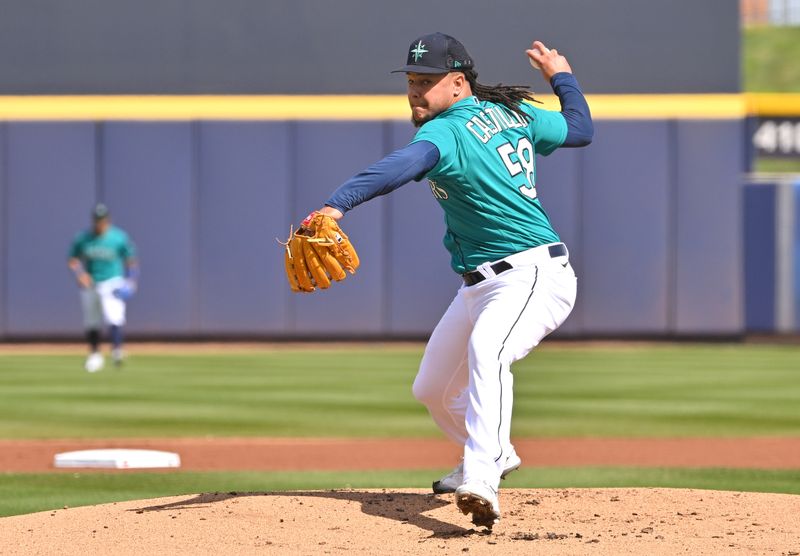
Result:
[196, 122, 291, 334]
[5, 123, 96, 335]
[535, 148, 583, 335]
[385, 121, 460, 336]
[796, 183, 800, 329]
[674, 120, 744, 334]
[102, 123, 194, 334]
[743, 184, 776, 331]
[290, 122, 387, 335]
[580, 121, 671, 334]
[0, 125, 5, 336]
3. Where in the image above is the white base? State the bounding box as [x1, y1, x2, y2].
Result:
[54, 449, 181, 469]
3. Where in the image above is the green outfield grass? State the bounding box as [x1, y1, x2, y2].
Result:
[3, 467, 799, 518]
[1, 343, 799, 439]
[754, 157, 800, 173]
[744, 26, 800, 92]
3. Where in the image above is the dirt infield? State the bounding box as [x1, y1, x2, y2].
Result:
[2, 436, 800, 472]
[3, 488, 799, 555]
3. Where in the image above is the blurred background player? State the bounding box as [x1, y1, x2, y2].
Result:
[67, 203, 139, 372]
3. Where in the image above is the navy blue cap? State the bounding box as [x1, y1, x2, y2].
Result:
[391, 32, 474, 74]
[92, 203, 109, 220]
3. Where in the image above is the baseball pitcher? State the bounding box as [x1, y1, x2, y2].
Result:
[284, 32, 593, 529]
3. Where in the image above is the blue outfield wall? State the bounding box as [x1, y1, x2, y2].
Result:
[0, 125, 5, 338]
[195, 122, 292, 335]
[792, 181, 800, 330]
[0, 118, 746, 339]
[743, 180, 800, 333]
[103, 123, 195, 334]
[744, 184, 778, 331]
[5, 123, 97, 336]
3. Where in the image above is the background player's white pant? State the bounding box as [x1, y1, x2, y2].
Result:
[413, 243, 577, 488]
[80, 277, 127, 329]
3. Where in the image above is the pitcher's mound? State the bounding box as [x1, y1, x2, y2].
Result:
[3, 488, 799, 555]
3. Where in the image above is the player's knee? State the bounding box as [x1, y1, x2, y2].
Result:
[411, 377, 439, 406]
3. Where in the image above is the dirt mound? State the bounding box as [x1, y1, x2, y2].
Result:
[3, 488, 799, 555]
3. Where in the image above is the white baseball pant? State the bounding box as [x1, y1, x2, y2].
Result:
[413, 242, 577, 488]
[80, 276, 127, 329]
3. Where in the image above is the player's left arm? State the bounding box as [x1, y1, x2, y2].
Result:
[125, 258, 140, 287]
[526, 40, 593, 148]
[320, 140, 440, 219]
[112, 258, 139, 300]
[285, 142, 439, 291]
[113, 234, 139, 299]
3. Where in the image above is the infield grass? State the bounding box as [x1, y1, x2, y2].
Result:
[1, 343, 799, 439]
[3, 467, 800, 518]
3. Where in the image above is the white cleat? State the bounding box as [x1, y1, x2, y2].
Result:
[111, 348, 125, 367]
[455, 480, 501, 529]
[84, 352, 105, 373]
[432, 449, 522, 494]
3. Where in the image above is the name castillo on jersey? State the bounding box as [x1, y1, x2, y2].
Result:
[428, 103, 531, 202]
[465, 105, 527, 144]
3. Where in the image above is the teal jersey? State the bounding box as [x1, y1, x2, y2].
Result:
[411, 96, 568, 273]
[69, 225, 136, 282]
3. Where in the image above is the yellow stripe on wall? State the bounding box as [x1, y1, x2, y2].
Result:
[0, 95, 410, 121]
[582, 94, 748, 119]
[745, 93, 800, 116]
[0, 93, 798, 120]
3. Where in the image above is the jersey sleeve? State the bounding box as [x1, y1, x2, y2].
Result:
[324, 141, 439, 213]
[521, 103, 568, 157]
[120, 233, 137, 260]
[68, 232, 84, 259]
[551, 72, 593, 147]
[410, 118, 460, 176]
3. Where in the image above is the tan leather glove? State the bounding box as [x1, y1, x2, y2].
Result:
[284, 212, 360, 292]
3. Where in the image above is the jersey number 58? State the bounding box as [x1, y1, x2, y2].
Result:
[497, 137, 536, 199]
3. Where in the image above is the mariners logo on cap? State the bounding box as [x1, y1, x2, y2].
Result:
[410, 40, 428, 62]
[392, 32, 474, 75]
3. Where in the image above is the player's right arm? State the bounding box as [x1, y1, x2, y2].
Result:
[68, 233, 93, 288]
[525, 40, 593, 151]
[68, 257, 93, 289]
[551, 74, 593, 147]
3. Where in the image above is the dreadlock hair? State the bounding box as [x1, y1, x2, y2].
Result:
[463, 69, 541, 123]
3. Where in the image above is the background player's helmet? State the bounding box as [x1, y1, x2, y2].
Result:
[92, 203, 110, 220]
[391, 32, 474, 74]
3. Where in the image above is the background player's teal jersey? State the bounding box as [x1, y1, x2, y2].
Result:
[69, 226, 136, 282]
[412, 96, 568, 273]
